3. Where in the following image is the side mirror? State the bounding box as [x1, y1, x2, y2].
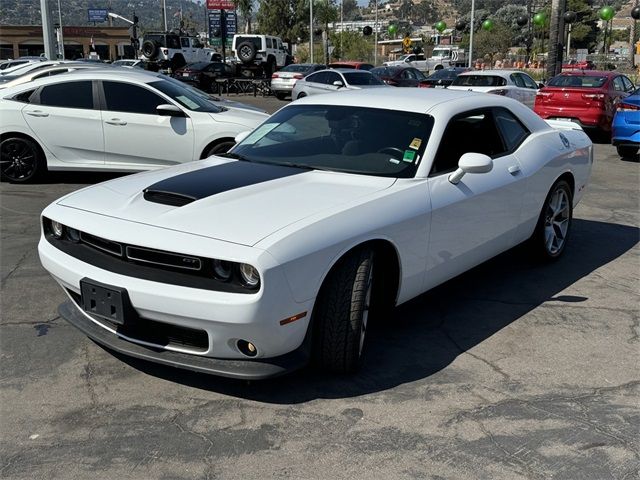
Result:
[157, 104, 185, 117]
[234, 130, 251, 143]
[448, 152, 493, 184]
[333, 80, 344, 88]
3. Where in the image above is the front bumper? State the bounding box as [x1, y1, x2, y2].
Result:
[59, 299, 310, 379]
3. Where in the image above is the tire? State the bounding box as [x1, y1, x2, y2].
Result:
[617, 145, 639, 159]
[274, 92, 287, 100]
[312, 248, 375, 373]
[141, 40, 159, 60]
[204, 141, 235, 157]
[0, 136, 45, 183]
[528, 180, 573, 261]
[237, 42, 257, 64]
[296, 92, 307, 99]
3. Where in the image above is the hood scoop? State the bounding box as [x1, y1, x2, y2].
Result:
[143, 189, 196, 207]
[141, 160, 305, 207]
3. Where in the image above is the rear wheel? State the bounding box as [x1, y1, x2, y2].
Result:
[528, 180, 573, 260]
[617, 145, 639, 159]
[0, 136, 45, 183]
[312, 248, 374, 373]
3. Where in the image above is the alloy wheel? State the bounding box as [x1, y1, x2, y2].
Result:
[0, 138, 38, 181]
[544, 188, 570, 255]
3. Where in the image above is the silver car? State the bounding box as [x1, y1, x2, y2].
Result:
[291, 68, 387, 100]
[270, 63, 325, 100]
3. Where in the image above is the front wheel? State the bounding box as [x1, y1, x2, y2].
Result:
[312, 248, 374, 373]
[296, 92, 307, 100]
[0, 136, 45, 183]
[528, 180, 573, 260]
[204, 141, 235, 157]
[617, 145, 639, 159]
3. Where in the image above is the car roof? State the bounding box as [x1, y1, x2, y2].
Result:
[557, 70, 617, 76]
[459, 69, 521, 77]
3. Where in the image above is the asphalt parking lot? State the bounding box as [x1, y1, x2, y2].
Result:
[1, 94, 638, 480]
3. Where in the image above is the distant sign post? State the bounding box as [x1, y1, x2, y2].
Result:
[206, 0, 235, 9]
[87, 9, 108, 23]
[207, 0, 236, 62]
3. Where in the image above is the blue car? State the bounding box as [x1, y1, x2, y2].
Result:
[612, 87, 640, 158]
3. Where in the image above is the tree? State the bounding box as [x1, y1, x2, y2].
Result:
[495, 5, 527, 29]
[342, 0, 358, 21]
[411, 1, 439, 25]
[234, 0, 254, 34]
[329, 30, 373, 62]
[459, 22, 513, 61]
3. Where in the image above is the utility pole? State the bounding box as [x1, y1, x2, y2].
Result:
[468, 0, 475, 68]
[40, 0, 57, 60]
[310, 0, 314, 63]
[546, 0, 565, 80]
[374, 0, 378, 65]
[162, 0, 168, 31]
[56, 0, 64, 59]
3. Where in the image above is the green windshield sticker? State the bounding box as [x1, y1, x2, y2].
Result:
[175, 95, 199, 110]
[403, 150, 416, 163]
[240, 123, 278, 145]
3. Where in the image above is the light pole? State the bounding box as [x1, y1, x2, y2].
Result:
[56, 0, 64, 59]
[374, 0, 378, 65]
[468, 0, 475, 68]
[162, 0, 168, 31]
[310, 0, 314, 63]
[40, 0, 57, 60]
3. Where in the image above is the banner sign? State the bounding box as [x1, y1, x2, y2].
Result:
[206, 0, 235, 10]
[87, 8, 108, 23]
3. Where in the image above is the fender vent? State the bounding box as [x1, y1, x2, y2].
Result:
[143, 189, 196, 207]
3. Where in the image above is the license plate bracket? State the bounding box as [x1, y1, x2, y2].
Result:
[80, 278, 135, 326]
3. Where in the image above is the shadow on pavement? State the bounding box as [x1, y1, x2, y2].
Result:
[113, 218, 639, 403]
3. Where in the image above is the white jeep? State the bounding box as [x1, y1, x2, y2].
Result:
[231, 34, 290, 77]
[140, 32, 218, 70]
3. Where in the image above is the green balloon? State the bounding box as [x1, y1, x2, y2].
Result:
[533, 12, 547, 26]
[598, 6, 614, 21]
[388, 24, 397, 35]
[481, 19, 494, 31]
[435, 21, 447, 33]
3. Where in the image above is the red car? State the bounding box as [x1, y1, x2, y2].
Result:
[534, 70, 636, 135]
[561, 59, 595, 70]
[328, 61, 374, 71]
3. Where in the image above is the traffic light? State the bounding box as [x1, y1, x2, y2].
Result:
[363, 26, 373, 36]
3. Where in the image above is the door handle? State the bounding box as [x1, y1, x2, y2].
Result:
[25, 110, 49, 117]
[105, 119, 127, 126]
[508, 165, 521, 175]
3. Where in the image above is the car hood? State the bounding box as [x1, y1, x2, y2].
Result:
[57, 157, 396, 247]
[209, 107, 269, 127]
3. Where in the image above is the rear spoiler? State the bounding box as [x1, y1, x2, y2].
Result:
[545, 119, 584, 131]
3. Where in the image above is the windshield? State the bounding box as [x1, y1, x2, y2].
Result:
[232, 105, 433, 178]
[399, 54, 411, 61]
[149, 79, 223, 112]
[344, 72, 384, 86]
[452, 75, 506, 87]
[281, 64, 313, 73]
[548, 75, 607, 88]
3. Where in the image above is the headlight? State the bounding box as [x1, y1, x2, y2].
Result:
[50, 220, 64, 238]
[239, 263, 260, 288]
[213, 259, 232, 281]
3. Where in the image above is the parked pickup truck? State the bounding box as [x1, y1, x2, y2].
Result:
[384, 53, 429, 71]
[385, 47, 467, 73]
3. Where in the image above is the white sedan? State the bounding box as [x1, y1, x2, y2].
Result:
[38, 89, 592, 379]
[0, 69, 269, 182]
[291, 68, 387, 100]
[448, 69, 540, 108]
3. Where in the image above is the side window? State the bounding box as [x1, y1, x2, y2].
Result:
[38, 81, 93, 109]
[361, 64, 374, 71]
[266, 38, 273, 49]
[404, 69, 417, 79]
[102, 81, 166, 114]
[167, 36, 180, 49]
[181, 38, 190, 48]
[431, 109, 506, 175]
[521, 73, 538, 89]
[12, 89, 36, 103]
[494, 108, 529, 152]
[511, 73, 526, 88]
[622, 76, 634, 92]
[307, 71, 328, 84]
[325, 71, 342, 85]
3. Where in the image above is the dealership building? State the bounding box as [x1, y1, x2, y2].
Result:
[0, 25, 133, 60]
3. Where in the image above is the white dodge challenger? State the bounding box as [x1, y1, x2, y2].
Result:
[38, 89, 593, 379]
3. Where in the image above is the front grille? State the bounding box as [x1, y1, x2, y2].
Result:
[68, 290, 209, 351]
[80, 232, 123, 256]
[125, 246, 202, 271]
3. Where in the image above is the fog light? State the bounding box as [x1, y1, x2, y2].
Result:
[51, 220, 64, 238]
[237, 339, 258, 357]
[67, 227, 80, 243]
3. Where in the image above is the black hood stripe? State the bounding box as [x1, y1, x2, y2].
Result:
[143, 161, 305, 207]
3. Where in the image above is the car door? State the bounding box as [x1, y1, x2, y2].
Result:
[100, 80, 195, 167]
[325, 71, 344, 91]
[518, 72, 539, 108]
[509, 73, 527, 104]
[22, 80, 104, 165]
[304, 71, 329, 96]
[424, 107, 528, 290]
